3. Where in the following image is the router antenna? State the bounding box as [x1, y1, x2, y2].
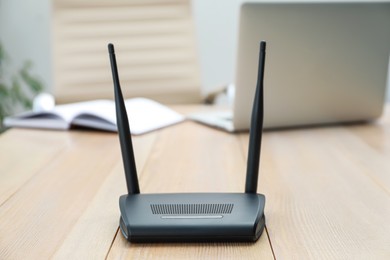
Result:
[108, 43, 140, 194]
[245, 41, 266, 194]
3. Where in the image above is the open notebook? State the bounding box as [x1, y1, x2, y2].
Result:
[4, 98, 184, 135]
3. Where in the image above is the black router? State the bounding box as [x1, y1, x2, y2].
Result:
[108, 41, 267, 243]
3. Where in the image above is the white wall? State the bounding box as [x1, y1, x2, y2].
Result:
[191, 0, 243, 95]
[0, 0, 52, 90]
[1, 0, 389, 101]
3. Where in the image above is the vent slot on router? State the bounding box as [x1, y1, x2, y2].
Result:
[150, 203, 234, 215]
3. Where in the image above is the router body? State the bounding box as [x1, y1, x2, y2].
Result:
[119, 193, 265, 242]
[108, 41, 267, 243]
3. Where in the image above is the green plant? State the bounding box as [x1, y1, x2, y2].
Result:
[0, 43, 44, 132]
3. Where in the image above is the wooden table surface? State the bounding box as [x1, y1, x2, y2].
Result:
[0, 105, 389, 259]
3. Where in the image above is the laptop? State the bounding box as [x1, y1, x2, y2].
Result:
[189, 2, 390, 131]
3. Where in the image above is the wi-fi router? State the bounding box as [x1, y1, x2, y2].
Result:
[108, 41, 267, 242]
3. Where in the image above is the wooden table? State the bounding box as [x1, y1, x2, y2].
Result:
[1, 105, 389, 259]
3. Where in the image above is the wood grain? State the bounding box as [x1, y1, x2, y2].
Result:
[238, 109, 390, 259]
[0, 130, 156, 259]
[0, 129, 70, 206]
[52, 133, 157, 259]
[1, 105, 389, 259]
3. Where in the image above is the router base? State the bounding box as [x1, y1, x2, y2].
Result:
[119, 193, 265, 243]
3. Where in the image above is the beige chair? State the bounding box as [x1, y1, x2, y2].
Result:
[52, 0, 202, 104]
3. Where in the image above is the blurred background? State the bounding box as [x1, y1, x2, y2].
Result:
[0, 0, 389, 120]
